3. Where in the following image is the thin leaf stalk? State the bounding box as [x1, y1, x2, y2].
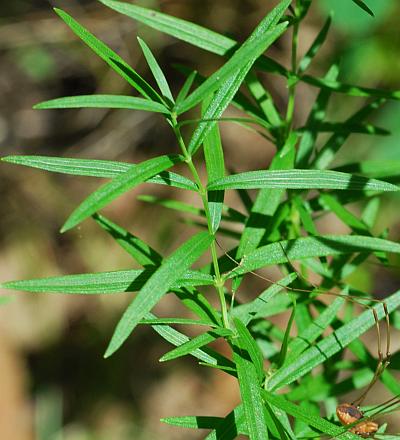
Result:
[171, 115, 230, 329]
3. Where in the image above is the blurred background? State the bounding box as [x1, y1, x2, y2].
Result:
[1, 0, 400, 439]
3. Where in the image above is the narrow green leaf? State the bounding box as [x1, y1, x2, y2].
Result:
[1, 155, 197, 191]
[161, 415, 224, 430]
[292, 197, 318, 236]
[301, 75, 400, 100]
[104, 231, 213, 357]
[232, 330, 269, 440]
[176, 70, 197, 105]
[178, 2, 290, 114]
[98, 0, 288, 77]
[334, 160, 400, 180]
[147, 312, 234, 368]
[262, 390, 359, 439]
[296, 64, 339, 167]
[312, 99, 385, 170]
[34, 95, 169, 113]
[277, 300, 296, 368]
[187, 62, 252, 154]
[140, 318, 216, 327]
[0, 268, 214, 294]
[233, 318, 264, 383]
[232, 273, 297, 324]
[203, 100, 225, 233]
[203, 405, 247, 439]
[245, 71, 282, 126]
[298, 15, 331, 74]
[99, 0, 236, 56]
[319, 193, 370, 234]
[92, 213, 163, 266]
[286, 295, 345, 361]
[61, 154, 182, 232]
[137, 37, 174, 102]
[297, 122, 388, 135]
[351, 0, 374, 17]
[228, 235, 400, 277]
[208, 169, 399, 192]
[160, 328, 231, 362]
[268, 289, 400, 391]
[54, 8, 162, 102]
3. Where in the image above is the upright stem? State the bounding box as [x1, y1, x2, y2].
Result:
[171, 116, 230, 329]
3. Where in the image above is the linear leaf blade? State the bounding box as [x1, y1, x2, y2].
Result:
[228, 235, 400, 276]
[137, 37, 174, 102]
[232, 325, 269, 440]
[178, 0, 290, 114]
[54, 8, 161, 102]
[267, 290, 400, 391]
[104, 231, 213, 357]
[208, 169, 399, 192]
[2, 155, 197, 191]
[61, 154, 183, 232]
[0, 268, 214, 294]
[160, 328, 231, 362]
[34, 95, 169, 113]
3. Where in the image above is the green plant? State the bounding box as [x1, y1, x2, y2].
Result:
[2, 0, 400, 438]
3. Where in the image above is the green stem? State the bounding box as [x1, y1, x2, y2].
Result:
[171, 115, 230, 329]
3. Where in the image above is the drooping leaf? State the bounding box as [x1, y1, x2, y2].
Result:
[61, 154, 183, 232]
[104, 231, 213, 357]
